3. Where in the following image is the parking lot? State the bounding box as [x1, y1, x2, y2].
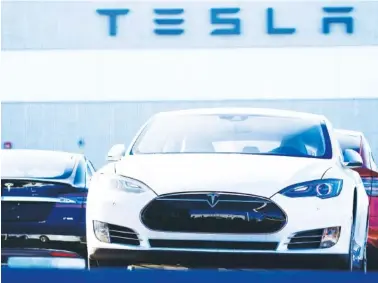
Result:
[2, 0, 378, 277]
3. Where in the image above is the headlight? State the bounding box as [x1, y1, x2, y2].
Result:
[279, 179, 343, 199]
[93, 174, 154, 194]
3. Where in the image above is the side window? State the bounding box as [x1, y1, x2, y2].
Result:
[362, 137, 373, 170]
[73, 159, 86, 188]
[371, 153, 378, 172]
[85, 160, 97, 189]
[362, 136, 378, 172]
[86, 160, 96, 176]
[86, 163, 93, 177]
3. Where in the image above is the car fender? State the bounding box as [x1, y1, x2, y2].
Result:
[323, 166, 369, 258]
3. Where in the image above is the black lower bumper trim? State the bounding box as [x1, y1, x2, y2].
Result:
[149, 239, 278, 250]
[89, 248, 348, 269]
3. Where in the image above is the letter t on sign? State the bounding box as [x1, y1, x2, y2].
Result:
[97, 9, 130, 37]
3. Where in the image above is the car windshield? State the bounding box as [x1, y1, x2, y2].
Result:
[131, 114, 332, 159]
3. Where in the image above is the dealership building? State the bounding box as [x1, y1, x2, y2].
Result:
[2, 1, 378, 168]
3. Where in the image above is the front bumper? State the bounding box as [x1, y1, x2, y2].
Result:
[87, 192, 354, 261]
[2, 221, 86, 244]
[1, 235, 87, 257]
[2, 234, 82, 242]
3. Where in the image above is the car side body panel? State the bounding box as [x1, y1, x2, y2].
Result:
[335, 130, 378, 251]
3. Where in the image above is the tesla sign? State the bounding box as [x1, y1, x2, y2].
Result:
[96, 6, 355, 37]
[2, 1, 378, 50]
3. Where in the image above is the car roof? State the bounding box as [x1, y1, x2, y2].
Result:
[1, 149, 84, 180]
[1, 149, 83, 159]
[155, 108, 326, 121]
[334, 129, 363, 137]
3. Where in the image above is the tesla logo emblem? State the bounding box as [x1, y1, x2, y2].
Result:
[4, 183, 14, 192]
[207, 193, 220, 208]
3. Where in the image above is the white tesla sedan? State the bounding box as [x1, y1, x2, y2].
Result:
[86, 108, 369, 271]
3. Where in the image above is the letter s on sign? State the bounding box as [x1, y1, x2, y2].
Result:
[210, 8, 241, 36]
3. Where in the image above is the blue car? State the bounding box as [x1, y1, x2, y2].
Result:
[1, 149, 95, 253]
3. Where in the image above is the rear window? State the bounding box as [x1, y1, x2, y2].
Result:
[335, 132, 361, 153]
[1, 151, 76, 179]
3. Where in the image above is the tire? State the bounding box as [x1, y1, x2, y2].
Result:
[87, 258, 132, 270]
[75, 245, 88, 259]
[367, 247, 378, 270]
[87, 258, 100, 270]
[342, 218, 368, 272]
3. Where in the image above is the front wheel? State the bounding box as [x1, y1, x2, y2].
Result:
[341, 218, 368, 272]
[87, 258, 99, 270]
[87, 258, 132, 270]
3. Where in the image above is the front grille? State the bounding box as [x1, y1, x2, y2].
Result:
[141, 192, 287, 234]
[149, 239, 278, 250]
[1, 201, 55, 222]
[287, 229, 324, 250]
[108, 224, 140, 246]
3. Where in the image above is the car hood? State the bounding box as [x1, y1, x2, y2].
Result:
[115, 154, 333, 198]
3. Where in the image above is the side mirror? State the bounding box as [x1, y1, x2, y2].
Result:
[343, 149, 363, 168]
[107, 144, 126, 162]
